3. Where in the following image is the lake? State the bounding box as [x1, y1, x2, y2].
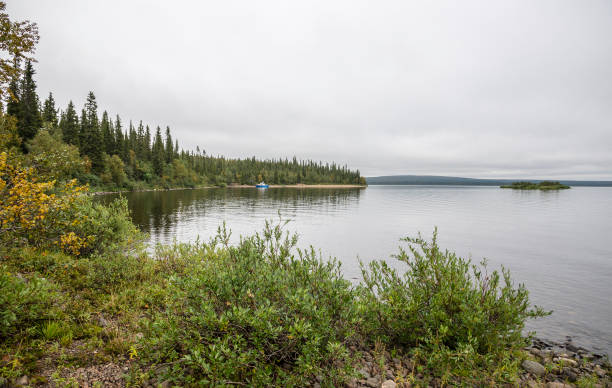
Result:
[101, 185, 612, 355]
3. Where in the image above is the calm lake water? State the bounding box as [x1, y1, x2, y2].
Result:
[102, 186, 612, 355]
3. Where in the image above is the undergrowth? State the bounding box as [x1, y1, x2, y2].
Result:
[1, 219, 551, 386]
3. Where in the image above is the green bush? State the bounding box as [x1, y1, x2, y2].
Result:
[141, 222, 360, 387]
[358, 229, 549, 382]
[0, 268, 61, 340]
[46, 196, 143, 257]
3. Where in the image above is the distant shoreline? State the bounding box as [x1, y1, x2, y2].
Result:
[92, 184, 366, 195]
[366, 174, 612, 187]
[228, 184, 366, 189]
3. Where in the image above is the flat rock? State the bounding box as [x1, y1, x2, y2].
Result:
[365, 376, 379, 387]
[358, 367, 371, 379]
[522, 360, 546, 377]
[546, 383, 572, 388]
[558, 357, 577, 367]
[594, 364, 606, 377]
[381, 380, 397, 388]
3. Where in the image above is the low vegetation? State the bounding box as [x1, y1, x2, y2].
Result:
[0, 151, 570, 387]
[500, 181, 570, 190]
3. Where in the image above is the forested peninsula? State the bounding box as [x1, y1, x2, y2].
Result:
[3, 62, 365, 192]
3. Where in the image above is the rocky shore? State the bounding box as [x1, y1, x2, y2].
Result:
[341, 337, 610, 388]
[10, 337, 610, 387]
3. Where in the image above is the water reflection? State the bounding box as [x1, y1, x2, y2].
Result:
[98, 186, 612, 355]
[101, 187, 364, 245]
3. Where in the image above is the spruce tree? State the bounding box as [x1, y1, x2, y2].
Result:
[164, 126, 173, 163]
[100, 111, 114, 154]
[114, 115, 124, 157]
[79, 108, 87, 149]
[6, 75, 19, 118]
[42, 92, 58, 127]
[134, 120, 144, 159]
[82, 92, 103, 171]
[16, 61, 42, 148]
[128, 121, 136, 153]
[152, 126, 164, 175]
[59, 100, 79, 146]
[144, 125, 152, 161]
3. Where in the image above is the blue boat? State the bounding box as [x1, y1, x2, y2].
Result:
[255, 182, 269, 188]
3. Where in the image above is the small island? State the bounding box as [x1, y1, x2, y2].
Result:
[500, 181, 570, 190]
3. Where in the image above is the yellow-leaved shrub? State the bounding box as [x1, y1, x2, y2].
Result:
[0, 152, 140, 256]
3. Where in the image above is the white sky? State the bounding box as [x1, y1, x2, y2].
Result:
[9, 0, 612, 179]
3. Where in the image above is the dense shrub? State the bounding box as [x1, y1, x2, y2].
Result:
[141, 223, 360, 387]
[47, 196, 142, 256]
[26, 130, 86, 181]
[0, 152, 141, 255]
[358, 229, 549, 381]
[0, 268, 60, 340]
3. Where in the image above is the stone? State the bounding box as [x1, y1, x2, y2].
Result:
[594, 364, 606, 377]
[558, 357, 577, 367]
[97, 316, 110, 327]
[346, 378, 358, 388]
[358, 367, 371, 379]
[562, 367, 578, 382]
[16, 376, 29, 386]
[546, 383, 572, 388]
[526, 380, 543, 388]
[160, 381, 172, 388]
[522, 360, 547, 377]
[565, 343, 579, 352]
[365, 376, 380, 388]
[381, 380, 397, 388]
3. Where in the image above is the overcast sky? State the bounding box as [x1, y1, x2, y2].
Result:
[9, 1, 612, 179]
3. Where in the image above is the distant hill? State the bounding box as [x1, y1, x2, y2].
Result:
[365, 175, 612, 187]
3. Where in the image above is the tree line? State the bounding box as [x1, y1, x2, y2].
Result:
[3, 60, 365, 189]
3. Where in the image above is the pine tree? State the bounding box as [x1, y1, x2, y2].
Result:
[42, 92, 58, 127]
[15, 61, 42, 148]
[152, 126, 164, 175]
[59, 100, 79, 146]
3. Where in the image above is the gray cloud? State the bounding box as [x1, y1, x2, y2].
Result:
[9, 0, 612, 179]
